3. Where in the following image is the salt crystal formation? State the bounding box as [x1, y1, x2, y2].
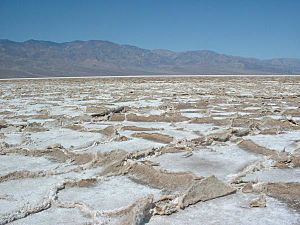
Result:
[0, 76, 299, 224]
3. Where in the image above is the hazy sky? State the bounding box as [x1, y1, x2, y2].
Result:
[0, 0, 299, 59]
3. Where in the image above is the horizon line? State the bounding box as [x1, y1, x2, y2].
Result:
[1, 74, 299, 81]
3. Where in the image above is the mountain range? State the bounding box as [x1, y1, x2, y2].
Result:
[0, 39, 300, 78]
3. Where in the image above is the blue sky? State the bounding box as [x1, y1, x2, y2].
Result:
[0, 0, 299, 59]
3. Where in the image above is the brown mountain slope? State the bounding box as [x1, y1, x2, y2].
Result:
[0, 39, 299, 78]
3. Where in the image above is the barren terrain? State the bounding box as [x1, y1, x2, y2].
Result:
[0, 76, 299, 224]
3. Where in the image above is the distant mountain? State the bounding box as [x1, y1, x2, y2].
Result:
[0, 39, 299, 78]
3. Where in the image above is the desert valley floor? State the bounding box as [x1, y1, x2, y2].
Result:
[0, 76, 299, 225]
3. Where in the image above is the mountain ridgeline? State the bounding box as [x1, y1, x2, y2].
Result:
[0, 39, 300, 78]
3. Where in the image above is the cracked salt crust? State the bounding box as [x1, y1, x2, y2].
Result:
[10, 207, 93, 225]
[242, 167, 300, 183]
[86, 137, 166, 153]
[246, 131, 300, 153]
[1, 76, 300, 224]
[24, 128, 105, 149]
[58, 176, 161, 211]
[0, 154, 61, 177]
[0, 177, 60, 216]
[148, 193, 300, 225]
[151, 143, 260, 181]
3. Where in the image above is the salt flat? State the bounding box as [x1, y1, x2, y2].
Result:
[0, 76, 299, 224]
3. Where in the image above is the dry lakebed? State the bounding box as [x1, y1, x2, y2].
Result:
[0, 76, 299, 225]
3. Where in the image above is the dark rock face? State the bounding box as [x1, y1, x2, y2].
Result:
[1, 39, 300, 78]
